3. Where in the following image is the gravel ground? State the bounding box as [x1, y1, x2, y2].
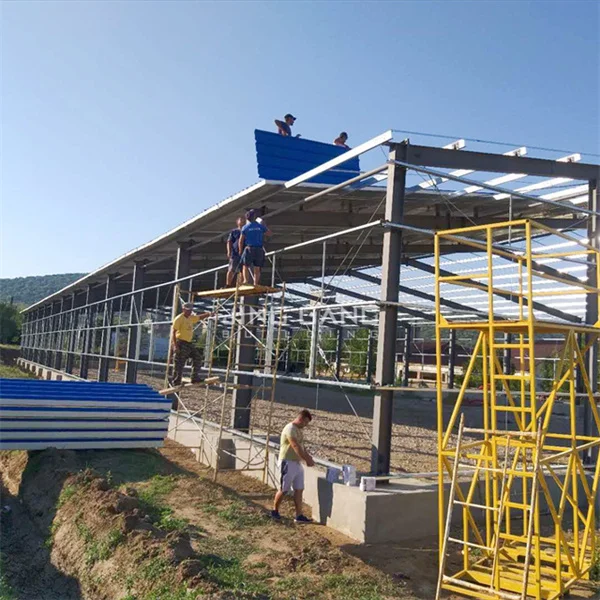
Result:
[100, 368, 477, 474]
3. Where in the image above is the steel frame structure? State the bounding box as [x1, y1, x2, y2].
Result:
[20, 132, 600, 476]
[435, 220, 600, 600]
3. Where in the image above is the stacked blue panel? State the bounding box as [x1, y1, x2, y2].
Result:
[255, 130, 360, 185]
[0, 379, 170, 450]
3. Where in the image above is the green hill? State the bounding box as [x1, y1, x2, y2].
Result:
[0, 273, 86, 307]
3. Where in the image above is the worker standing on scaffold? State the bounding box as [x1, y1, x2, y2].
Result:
[170, 302, 212, 386]
[226, 216, 244, 287]
[239, 209, 271, 285]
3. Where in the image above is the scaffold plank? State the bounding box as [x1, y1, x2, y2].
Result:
[159, 376, 220, 395]
[194, 285, 278, 299]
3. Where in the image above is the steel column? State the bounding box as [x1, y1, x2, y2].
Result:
[79, 285, 94, 379]
[366, 329, 375, 383]
[503, 332, 513, 375]
[97, 275, 116, 382]
[53, 299, 64, 370]
[371, 143, 407, 474]
[402, 325, 412, 387]
[65, 294, 77, 374]
[308, 308, 320, 379]
[585, 178, 599, 464]
[448, 329, 457, 389]
[125, 262, 145, 383]
[231, 295, 259, 431]
[335, 327, 344, 380]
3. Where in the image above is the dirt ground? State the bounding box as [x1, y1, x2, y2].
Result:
[1, 442, 598, 600]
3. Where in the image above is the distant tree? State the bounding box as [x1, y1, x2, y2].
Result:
[0, 273, 86, 306]
[0, 302, 22, 344]
[346, 328, 371, 376]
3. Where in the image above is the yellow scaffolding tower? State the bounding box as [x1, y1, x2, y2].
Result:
[435, 220, 600, 600]
[163, 283, 285, 486]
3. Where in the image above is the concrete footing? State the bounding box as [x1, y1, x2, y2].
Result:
[17, 358, 81, 381]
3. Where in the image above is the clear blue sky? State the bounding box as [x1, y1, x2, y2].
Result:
[2, 1, 598, 278]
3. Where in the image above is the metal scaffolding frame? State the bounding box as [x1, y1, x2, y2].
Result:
[435, 220, 600, 600]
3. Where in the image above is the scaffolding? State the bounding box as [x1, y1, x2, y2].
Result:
[162, 283, 285, 485]
[435, 220, 600, 600]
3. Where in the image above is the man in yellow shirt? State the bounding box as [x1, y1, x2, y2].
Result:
[271, 409, 314, 523]
[170, 302, 212, 386]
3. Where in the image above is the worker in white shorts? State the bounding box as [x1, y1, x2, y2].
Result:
[271, 409, 314, 523]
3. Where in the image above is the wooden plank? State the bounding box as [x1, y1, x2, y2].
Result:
[194, 285, 278, 299]
[159, 376, 220, 395]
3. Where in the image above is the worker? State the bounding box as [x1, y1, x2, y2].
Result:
[271, 409, 315, 523]
[226, 216, 244, 287]
[334, 132, 350, 149]
[170, 302, 212, 386]
[274, 114, 298, 137]
[239, 209, 271, 285]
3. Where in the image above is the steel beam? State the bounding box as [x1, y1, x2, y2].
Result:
[348, 269, 489, 318]
[404, 143, 599, 180]
[404, 257, 581, 324]
[371, 143, 407, 474]
[125, 262, 145, 383]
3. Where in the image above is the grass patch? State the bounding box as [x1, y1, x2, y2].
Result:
[321, 573, 397, 600]
[57, 484, 77, 508]
[44, 520, 60, 549]
[591, 536, 600, 581]
[136, 475, 188, 533]
[205, 501, 268, 529]
[197, 553, 269, 595]
[76, 521, 124, 565]
[91, 451, 174, 487]
[276, 573, 398, 600]
[0, 364, 33, 379]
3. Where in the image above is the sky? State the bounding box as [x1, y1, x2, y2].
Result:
[1, 0, 598, 278]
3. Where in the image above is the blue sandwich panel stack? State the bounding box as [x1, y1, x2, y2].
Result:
[254, 130, 360, 185]
[0, 379, 170, 450]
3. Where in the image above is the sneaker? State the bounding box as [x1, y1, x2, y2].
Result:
[169, 378, 182, 387]
[270, 510, 281, 520]
[294, 514, 312, 523]
[190, 378, 203, 384]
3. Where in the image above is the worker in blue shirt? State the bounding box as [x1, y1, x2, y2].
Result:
[275, 114, 298, 137]
[226, 217, 244, 287]
[239, 209, 272, 285]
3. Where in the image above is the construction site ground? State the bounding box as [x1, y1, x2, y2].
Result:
[122, 369, 476, 474]
[2, 365, 597, 599]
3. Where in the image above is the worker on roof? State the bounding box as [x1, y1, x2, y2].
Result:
[275, 114, 298, 137]
[170, 302, 212, 386]
[226, 216, 244, 287]
[334, 132, 350, 149]
[239, 209, 272, 285]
